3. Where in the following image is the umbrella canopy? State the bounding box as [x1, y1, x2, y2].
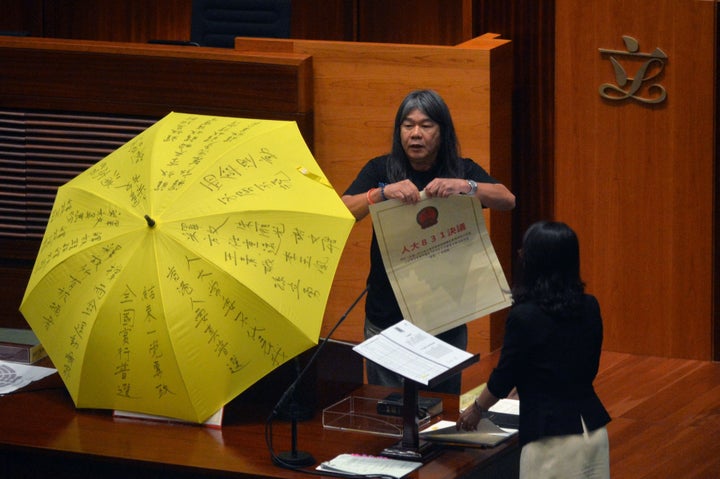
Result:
[20, 112, 354, 423]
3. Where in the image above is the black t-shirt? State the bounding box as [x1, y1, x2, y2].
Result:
[343, 154, 498, 328]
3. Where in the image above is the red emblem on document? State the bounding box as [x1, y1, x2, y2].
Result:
[416, 206, 439, 229]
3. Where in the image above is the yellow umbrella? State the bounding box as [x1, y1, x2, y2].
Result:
[20, 112, 354, 423]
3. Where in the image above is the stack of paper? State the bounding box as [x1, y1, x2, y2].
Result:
[317, 453, 421, 477]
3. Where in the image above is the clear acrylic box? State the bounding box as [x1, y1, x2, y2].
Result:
[322, 395, 432, 437]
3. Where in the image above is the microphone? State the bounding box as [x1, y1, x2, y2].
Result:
[266, 286, 369, 469]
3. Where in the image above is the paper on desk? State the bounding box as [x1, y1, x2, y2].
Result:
[353, 320, 473, 385]
[0, 360, 56, 395]
[489, 398, 519, 415]
[419, 419, 516, 448]
[317, 453, 421, 478]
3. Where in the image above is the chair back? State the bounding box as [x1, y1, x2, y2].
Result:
[191, 0, 291, 48]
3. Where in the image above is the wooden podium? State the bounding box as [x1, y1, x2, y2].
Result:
[381, 354, 480, 462]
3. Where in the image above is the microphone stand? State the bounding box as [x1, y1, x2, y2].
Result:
[266, 287, 369, 470]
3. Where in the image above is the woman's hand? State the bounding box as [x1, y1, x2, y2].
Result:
[456, 399, 483, 431]
[456, 386, 501, 431]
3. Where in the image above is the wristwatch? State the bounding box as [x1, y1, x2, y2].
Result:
[464, 179, 477, 196]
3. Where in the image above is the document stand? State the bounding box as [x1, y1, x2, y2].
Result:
[381, 353, 479, 462]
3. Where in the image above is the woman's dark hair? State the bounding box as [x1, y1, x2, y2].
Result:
[386, 89, 463, 182]
[511, 221, 586, 319]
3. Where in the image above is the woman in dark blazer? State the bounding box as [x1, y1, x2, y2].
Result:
[457, 221, 611, 478]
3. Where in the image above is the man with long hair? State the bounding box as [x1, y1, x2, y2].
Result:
[342, 89, 515, 393]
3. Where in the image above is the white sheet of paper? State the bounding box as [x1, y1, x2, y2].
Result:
[489, 398, 520, 415]
[317, 453, 421, 477]
[0, 360, 56, 395]
[370, 194, 511, 335]
[353, 319, 473, 385]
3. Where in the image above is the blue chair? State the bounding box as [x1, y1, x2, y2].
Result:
[190, 0, 291, 48]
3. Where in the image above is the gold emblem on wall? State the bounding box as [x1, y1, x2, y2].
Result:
[599, 36, 667, 104]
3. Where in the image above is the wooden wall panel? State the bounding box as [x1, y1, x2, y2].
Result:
[554, 1, 715, 359]
[236, 35, 513, 354]
[291, 0, 357, 41]
[357, 0, 473, 45]
[43, 0, 192, 43]
[0, 0, 43, 36]
[474, 0, 556, 255]
[716, 6, 720, 362]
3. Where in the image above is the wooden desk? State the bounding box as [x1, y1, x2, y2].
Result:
[0, 379, 518, 478]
